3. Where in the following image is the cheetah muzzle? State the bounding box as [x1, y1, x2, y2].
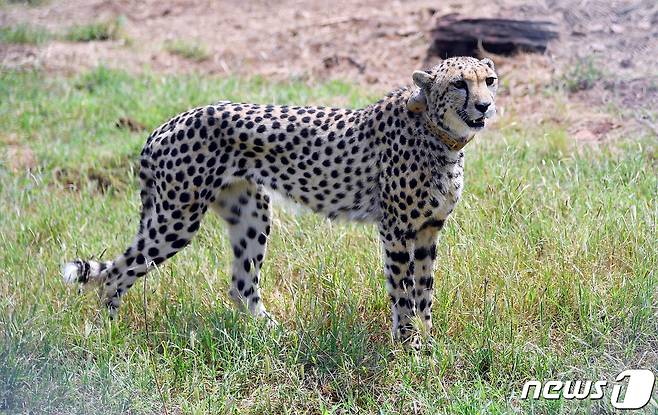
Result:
[62, 56, 498, 350]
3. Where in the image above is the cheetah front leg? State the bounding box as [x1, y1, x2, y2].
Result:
[379, 224, 421, 350]
[413, 225, 441, 332]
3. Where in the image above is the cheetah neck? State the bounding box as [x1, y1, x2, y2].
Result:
[422, 113, 474, 152]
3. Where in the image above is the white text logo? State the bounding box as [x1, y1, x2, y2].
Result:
[520, 369, 655, 410]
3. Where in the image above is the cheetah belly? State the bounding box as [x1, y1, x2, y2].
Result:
[251, 147, 382, 222]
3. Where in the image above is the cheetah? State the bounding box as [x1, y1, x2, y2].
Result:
[63, 56, 498, 348]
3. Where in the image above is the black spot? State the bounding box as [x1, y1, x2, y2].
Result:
[414, 247, 429, 261]
[172, 239, 188, 249]
[389, 251, 410, 263]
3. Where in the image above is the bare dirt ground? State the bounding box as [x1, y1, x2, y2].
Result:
[1, 0, 657, 140]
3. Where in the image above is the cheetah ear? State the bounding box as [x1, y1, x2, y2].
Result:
[481, 58, 496, 71]
[408, 70, 432, 113]
[412, 70, 433, 89]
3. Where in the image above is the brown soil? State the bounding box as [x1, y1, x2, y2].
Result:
[1, 0, 656, 140]
[1, 132, 36, 171]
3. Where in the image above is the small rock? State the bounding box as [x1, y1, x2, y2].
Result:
[610, 24, 624, 34]
[620, 58, 633, 68]
[591, 43, 605, 52]
[637, 20, 651, 30]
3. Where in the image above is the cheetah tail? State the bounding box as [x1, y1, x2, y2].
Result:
[62, 259, 111, 287]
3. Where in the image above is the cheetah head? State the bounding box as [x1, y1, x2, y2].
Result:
[407, 56, 498, 140]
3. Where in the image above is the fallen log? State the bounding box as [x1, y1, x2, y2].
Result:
[428, 14, 559, 58]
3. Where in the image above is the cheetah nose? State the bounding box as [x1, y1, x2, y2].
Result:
[475, 102, 490, 114]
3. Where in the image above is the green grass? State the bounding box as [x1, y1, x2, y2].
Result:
[558, 56, 605, 93]
[0, 67, 656, 414]
[0, 0, 48, 6]
[0, 18, 125, 45]
[0, 23, 52, 44]
[64, 19, 123, 42]
[165, 40, 210, 62]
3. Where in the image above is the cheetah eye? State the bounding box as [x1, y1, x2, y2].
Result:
[485, 77, 496, 86]
[452, 80, 467, 90]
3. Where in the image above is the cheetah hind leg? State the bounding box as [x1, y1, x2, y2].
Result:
[211, 181, 277, 327]
[63, 193, 208, 318]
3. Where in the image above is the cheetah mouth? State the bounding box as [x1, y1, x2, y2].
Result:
[464, 115, 486, 129]
[457, 110, 486, 129]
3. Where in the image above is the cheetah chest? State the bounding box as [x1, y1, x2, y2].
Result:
[429, 161, 464, 221]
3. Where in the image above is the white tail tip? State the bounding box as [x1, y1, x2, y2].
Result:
[62, 262, 80, 284]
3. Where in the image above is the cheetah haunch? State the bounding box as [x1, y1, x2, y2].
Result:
[63, 56, 498, 349]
